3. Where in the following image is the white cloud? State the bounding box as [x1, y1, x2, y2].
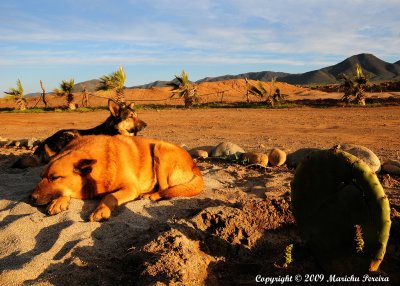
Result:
[1, 0, 399, 59]
[1, 0, 399, 94]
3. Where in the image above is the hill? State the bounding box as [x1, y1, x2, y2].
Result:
[197, 71, 289, 83]
[74, 79, 100, 92]
[279, 53, 400, 85]
[130, 80, 172, 89]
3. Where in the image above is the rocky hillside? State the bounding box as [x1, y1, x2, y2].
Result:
[280, 53, 400, 85]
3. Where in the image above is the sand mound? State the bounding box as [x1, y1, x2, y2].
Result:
[1, 152, 399, 285]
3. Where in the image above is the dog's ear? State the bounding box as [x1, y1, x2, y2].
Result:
[128, 102, 135, 110]
[44, 144, 56, 158]
[108, 99, 120, 117]
[73, 159, 97, 176]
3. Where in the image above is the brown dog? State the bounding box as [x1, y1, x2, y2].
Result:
[31, 135, 204, 221]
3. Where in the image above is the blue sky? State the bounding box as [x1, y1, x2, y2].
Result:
[1, 0, 399, 94]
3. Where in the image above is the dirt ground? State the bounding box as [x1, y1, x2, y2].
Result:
[1, 106, 400, 285]
[1, 106, 400, 160]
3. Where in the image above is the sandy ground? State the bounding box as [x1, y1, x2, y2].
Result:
[1, 106, 400, 285]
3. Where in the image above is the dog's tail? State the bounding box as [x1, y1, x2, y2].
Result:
[159, 167, 204, 199]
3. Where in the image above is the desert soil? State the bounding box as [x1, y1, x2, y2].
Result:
[1, 106, 400, 285]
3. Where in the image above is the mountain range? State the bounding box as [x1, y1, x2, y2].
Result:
[130, 53, 399, 88]
[279, 53, 400, 85]
[26, 53, 400, 96]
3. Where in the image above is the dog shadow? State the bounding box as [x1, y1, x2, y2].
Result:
[20, 197, 234, 286]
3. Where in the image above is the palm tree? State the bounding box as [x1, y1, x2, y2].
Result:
[248, 77, 281, 107]
[4, 79, 26, 110]
[97, 66, 126, 103]
[54, 79, 76, 110]
[340, 64, 368, 105]
[167, 70, 198, 108]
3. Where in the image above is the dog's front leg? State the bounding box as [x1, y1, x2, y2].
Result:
[47, 196, 71, 215]
[89, 188, 138, 222]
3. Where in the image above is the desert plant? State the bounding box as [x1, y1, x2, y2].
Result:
[168, 70, 198, 108]
[291, 148, 391, 272]
[248, 77, 281, 107]
[4, 79, 26, 110]
[340, 64, 368, 105]
[97, 66, 126, 103]
[54, 79, 75, 110]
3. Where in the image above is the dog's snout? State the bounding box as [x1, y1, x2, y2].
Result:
[31, 192, 38, 203]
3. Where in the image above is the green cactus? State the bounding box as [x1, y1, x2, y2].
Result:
[291, 149, 391, 272]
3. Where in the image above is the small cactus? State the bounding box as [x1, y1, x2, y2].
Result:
[291, 149, 391, 272]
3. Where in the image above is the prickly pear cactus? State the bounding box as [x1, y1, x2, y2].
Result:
[291, 149, 391, 272]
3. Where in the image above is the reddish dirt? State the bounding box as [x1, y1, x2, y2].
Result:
[1, 106, 399, 161]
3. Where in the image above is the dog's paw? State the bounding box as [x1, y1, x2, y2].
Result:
[47, 197, 70, 215]
[141, 192, 162, 201]
[89, 205, 111, 222]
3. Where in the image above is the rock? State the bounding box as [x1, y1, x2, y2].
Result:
[336, 144, 381, 173]
[242, 152, 268, 167]
[0, 139, 8, 147]
[27, 138, 41, 149]
[210, 142, 245, 157]
[286, 148, 320, 168]
[18, 139, 29, 148]
[189, 149, 209, 159]
[180, 144, 189, 151]
[382, 160, 400, 175]
[32, 139, 42, 147]
[268, 148, 287, 166]
[6, 140, 16, 147]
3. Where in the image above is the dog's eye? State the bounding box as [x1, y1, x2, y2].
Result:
[48, 175, 62, 182]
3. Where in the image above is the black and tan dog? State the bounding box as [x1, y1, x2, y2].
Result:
[12, 99, 147, 168]
[31, 135, 204, 221]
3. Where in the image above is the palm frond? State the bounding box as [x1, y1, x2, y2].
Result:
[355, 64, 364, 79]
[248, 81, 267, 98]
[53, 88, 63, 96]
[97, 66, 126, 91]
[60, 79, 75, 94]
[16, 79, 23, 95]
[5, 79, 24, 96]
[258, 81, 267, 94]
[166, 81, 180, 90]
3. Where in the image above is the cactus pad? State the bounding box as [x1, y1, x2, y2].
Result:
[291, 149, 391, 272]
